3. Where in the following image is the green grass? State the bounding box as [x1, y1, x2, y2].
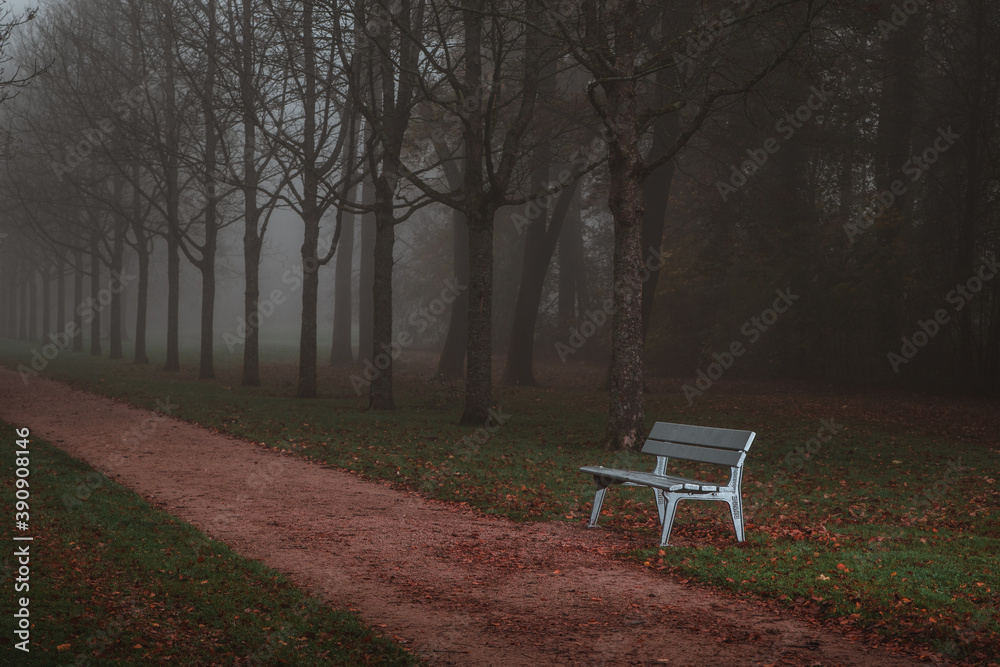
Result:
[2, 339, 999, 662]
[0, 417, 421, 665]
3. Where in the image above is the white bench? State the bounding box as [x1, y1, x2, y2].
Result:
[580, 422, 755, 546]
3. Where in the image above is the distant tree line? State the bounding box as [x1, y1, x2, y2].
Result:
[0, 0, 996, 451]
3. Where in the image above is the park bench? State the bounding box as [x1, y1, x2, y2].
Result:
[579, 422, 755, 546]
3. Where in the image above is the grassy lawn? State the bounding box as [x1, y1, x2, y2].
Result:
[2, 339, 998, 663]
[0, 415, 421, 665]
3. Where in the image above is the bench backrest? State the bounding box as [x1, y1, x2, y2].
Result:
[641, 422, 755, 468]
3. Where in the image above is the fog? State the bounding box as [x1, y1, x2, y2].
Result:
[0, 0, 997, 430]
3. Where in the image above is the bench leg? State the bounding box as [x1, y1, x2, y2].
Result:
[587, 486, 608, 528]
[659, 495, 681, 547]
[653, 488, 666, 526]
[726, 494, 745, 542]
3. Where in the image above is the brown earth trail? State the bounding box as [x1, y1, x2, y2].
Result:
[0, 368, 924, 666]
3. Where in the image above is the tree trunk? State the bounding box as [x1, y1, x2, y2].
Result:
[330, 203, 355, 363]
[198, 2, 219, 381]
[358, 179, 375, 363]
[18, 268, 27, 341]
[461, 204, 496, 424]
[41, 265, 51, 342]
[89, 239, 102, 356]
[603, 69, 645, 450]
[435, 143, 469, 380]
[558, 187, 586, 326]
[640, 117, 677, 341]
[56, 254, 66, 336]
[240, 0, 263, 386]
[199, 231, 217, 380]
[503, 171, 578, 385]
[28, 268, 37, 342]
[297, 211, 321, 399]
[369, 208, 396, 409]
[2, 261, 13, 338]
[243, 232, 262, 384]
[134, 241, 150, 364]
[296, 0, 323, 400]
[73, 249, 84, 352]
[109, 215, 125, 360]
[161, 13, 181, 372]
[164, 212, 180, 371]
[436, 209, 469, 380]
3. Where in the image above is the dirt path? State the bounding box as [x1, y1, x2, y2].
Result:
[0, 369, 926, 666]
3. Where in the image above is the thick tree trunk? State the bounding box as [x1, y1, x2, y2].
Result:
[297, 212, 321, 398]
[242, 233, 262, 384]
[240, 0, 263, 386]
[435, 143, 469, 380]
[199, 243, 217, 379]
[198, 3, 219, 381]
[162, 17, 181, 373]
[369, 209, 396, 409]
[604, 80, 646, 450]
[296, 0, 323, 400]
[461, 205, 496, 425]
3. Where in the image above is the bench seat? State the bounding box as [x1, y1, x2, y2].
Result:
[580, 422, 755, 546]
[578, 466, 724, 493]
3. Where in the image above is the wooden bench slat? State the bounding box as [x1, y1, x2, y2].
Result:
[647, 422, 755, 451]
[578, 467, 723, 493]
[641, 440, 745, 467]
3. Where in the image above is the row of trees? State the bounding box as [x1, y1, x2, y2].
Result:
[1, 0, 997, 451]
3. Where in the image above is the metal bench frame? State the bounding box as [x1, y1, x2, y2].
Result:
[580, 422, 756, 546]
